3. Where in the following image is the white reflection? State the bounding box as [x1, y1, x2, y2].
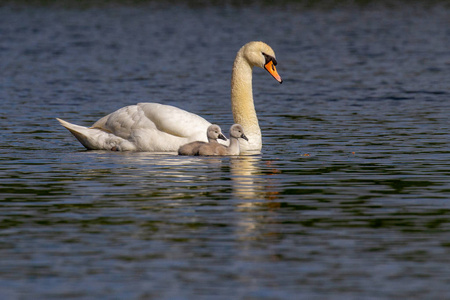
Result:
[85, 150, 281, 202]
[230, 155, 282, 243]
[89, 151, 281, 200]
[230, 155, 281, 201]
[230, 155, 263, 200]
[86, 150, 225, 183]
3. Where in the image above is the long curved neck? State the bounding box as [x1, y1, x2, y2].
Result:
[231, 55, 260, 138]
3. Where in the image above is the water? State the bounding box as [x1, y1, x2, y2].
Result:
[1, 2, 450, 299]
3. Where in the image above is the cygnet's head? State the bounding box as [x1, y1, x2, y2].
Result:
[207, 124, 227, 141]
[229, 124, 248, 141]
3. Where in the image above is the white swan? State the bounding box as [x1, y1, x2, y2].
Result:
[178, 124, 226, 156]
[57, 41, 282, 152]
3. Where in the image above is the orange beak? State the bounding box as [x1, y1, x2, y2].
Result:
[264, 60, 283, 83]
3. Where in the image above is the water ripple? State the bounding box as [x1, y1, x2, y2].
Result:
[0, 3, 449, 299]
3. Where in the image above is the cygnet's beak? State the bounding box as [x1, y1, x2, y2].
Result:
[218, 133, 227, 141]
[264, 60, 283, 84]
[241, 133, 249, 141]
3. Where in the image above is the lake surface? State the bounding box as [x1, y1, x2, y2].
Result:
[1, 2, 449, 299]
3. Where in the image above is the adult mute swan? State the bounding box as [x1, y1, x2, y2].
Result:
[57, 41, 282, 152]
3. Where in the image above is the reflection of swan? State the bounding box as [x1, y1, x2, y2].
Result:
[57, 41, 282, 153]
[230, 155, 263, 200]
[231, 156, 281, 201]
[231, 156, 268, 240]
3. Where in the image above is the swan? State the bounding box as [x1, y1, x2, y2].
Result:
[57, 41, 282, 152]
[178, 124, 226, 156]
[197, 124, 248, 156]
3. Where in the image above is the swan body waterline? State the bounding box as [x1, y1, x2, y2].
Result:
[178, 124, 226, 156]
[197, 124, 248, 156]
[57, 103, 211, 152]
[57, 41, 282, 152]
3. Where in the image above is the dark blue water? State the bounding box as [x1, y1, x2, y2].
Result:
[1, 3, 449, 299]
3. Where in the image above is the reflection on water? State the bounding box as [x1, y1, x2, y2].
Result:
[230, 155, 281, 203]
[89, 152, 277, 202]
[1, 3, 449, 299]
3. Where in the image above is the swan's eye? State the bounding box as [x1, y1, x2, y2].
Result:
[262, 52, 277, 66]
[271, 57, 278, 66]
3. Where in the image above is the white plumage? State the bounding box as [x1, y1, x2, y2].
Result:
[57, 41, 282, 152]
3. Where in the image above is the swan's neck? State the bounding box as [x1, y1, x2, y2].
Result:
[231, 56, 261, 147]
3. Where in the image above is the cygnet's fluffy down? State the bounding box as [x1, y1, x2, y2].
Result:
[197, 124, 248, 156]
[178, 124, 226, 155]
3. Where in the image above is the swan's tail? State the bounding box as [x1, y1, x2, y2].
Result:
[56, 118, 98, 149]
[57, 118, 132, 150]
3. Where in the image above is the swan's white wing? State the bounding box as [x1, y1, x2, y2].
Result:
[90, 103, 213, 151]
[137, 103, 211, 138]
[91, 105, 151, 139]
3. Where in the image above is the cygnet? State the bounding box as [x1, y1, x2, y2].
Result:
[197, 124, 248, 156]
[178, 124, 227, 155]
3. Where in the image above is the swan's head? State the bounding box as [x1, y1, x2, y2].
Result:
[207, 124, 227, 141]
[240, 41, 282, 83]
[230, 124, 249, 141]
